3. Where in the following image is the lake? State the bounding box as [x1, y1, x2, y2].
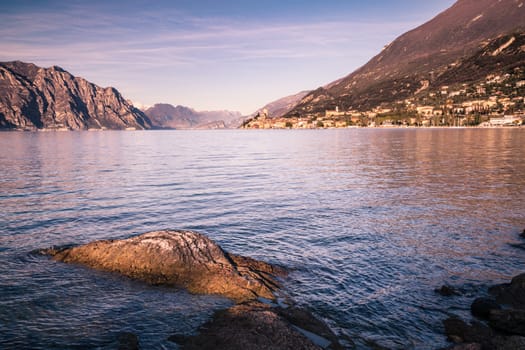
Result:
[1, 128, 524, 349]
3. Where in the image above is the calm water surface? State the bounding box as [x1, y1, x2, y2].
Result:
[0, 129, 524, 349]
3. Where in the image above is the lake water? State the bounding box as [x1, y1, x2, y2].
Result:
[1, 128, 524, 349]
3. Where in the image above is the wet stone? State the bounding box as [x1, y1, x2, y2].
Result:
[471, 297, 501, 319]
[436, 285, 461, 297]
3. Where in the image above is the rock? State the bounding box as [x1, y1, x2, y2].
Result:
[489, 273, 525, 309]
[436, 285, 461, 297]
[489, 335, 525, 350]
[277, 307, 347, 349]
[442, 317, 493, 344]
[471, 297, 501, 319]
[117, 332, 140, 350]
[167, 334, 187, 344]
[170, 301, 343, 350]
[442, 273, 525, 350]
[44, 230, 286, 303]
[509, 243, 525, 251]
[442, 344, 482, 350]
[521, 229, 525, 239]
[489, 309, 525, 336]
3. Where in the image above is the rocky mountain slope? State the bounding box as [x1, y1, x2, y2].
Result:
[0, 61, 151, 130]
[254, 90, 310, 118]
[286, 0, 525, 116]
[144, 103, 243, 129]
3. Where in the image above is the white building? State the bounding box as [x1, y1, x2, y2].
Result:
[489, 115, 522, 126]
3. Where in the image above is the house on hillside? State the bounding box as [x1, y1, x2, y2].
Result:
[416, 106, 434, 116]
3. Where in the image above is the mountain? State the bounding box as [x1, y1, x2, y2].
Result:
[286, 0, 525, 116]
[254, 90, 311, 118]
[144, 103, 243, 129]
[0, 61, 151, 130]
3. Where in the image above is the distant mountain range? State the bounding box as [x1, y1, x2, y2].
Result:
[0, 61, 151, 130]
[2, 0, 524, 131]
[284, 0, 525, 117]
[0, 62, 243, 131]
[143, 103, 243, 129]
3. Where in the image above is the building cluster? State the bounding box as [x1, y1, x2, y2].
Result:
[243, 71, 525, 129]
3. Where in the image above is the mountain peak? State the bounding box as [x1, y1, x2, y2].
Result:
[0, 61, 151, 130]
[285, 0, 525, 116]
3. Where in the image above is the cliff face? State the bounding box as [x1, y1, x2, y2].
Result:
[0, 61, 151, 130]
[286, 0, 525, 115]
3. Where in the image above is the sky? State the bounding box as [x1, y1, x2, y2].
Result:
[0, 0, 456, 115]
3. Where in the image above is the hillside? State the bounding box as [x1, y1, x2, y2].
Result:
[253, 90, 311, 118]
[285, 0, 525, 117]
[0, 61, 151, 130]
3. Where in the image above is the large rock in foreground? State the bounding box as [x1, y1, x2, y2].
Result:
[45, 230, 285, 302]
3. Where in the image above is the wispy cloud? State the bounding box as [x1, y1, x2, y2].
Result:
[0, 3, 417, 68]
[0, 1, 434, 113]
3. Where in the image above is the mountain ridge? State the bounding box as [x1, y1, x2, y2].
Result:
[252, 90, 311, 119]
[0, 61, 151, 130]
[285, 0, 525, 116]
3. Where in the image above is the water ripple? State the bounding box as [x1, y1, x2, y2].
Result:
[0, 129, 524, 349]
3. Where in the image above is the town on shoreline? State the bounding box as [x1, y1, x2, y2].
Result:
[243, 72, 525, 129]
[241, 110, 523, 129]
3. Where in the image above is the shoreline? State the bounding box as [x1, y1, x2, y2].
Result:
[0, 125, 523, 132]
[440, 229, 525, 350]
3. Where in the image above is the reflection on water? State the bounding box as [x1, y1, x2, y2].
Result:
[0, 129, 524, 349]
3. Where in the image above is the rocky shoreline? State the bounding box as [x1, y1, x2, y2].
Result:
[41, 230, 343, 349]
[441, 273, 525, 350]
[440, 229, 525, 350]
[40, 229, 525, 349]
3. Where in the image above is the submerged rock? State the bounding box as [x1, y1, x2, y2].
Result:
[44, 230, 285, 302]
[117, 332, 140, 350]
[443, 317, 493, 344]
[471, 297, 501, 319]
[443, 344, 482, 350]
[436, 285, 461, 297]
[170, 301, 343, 350]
